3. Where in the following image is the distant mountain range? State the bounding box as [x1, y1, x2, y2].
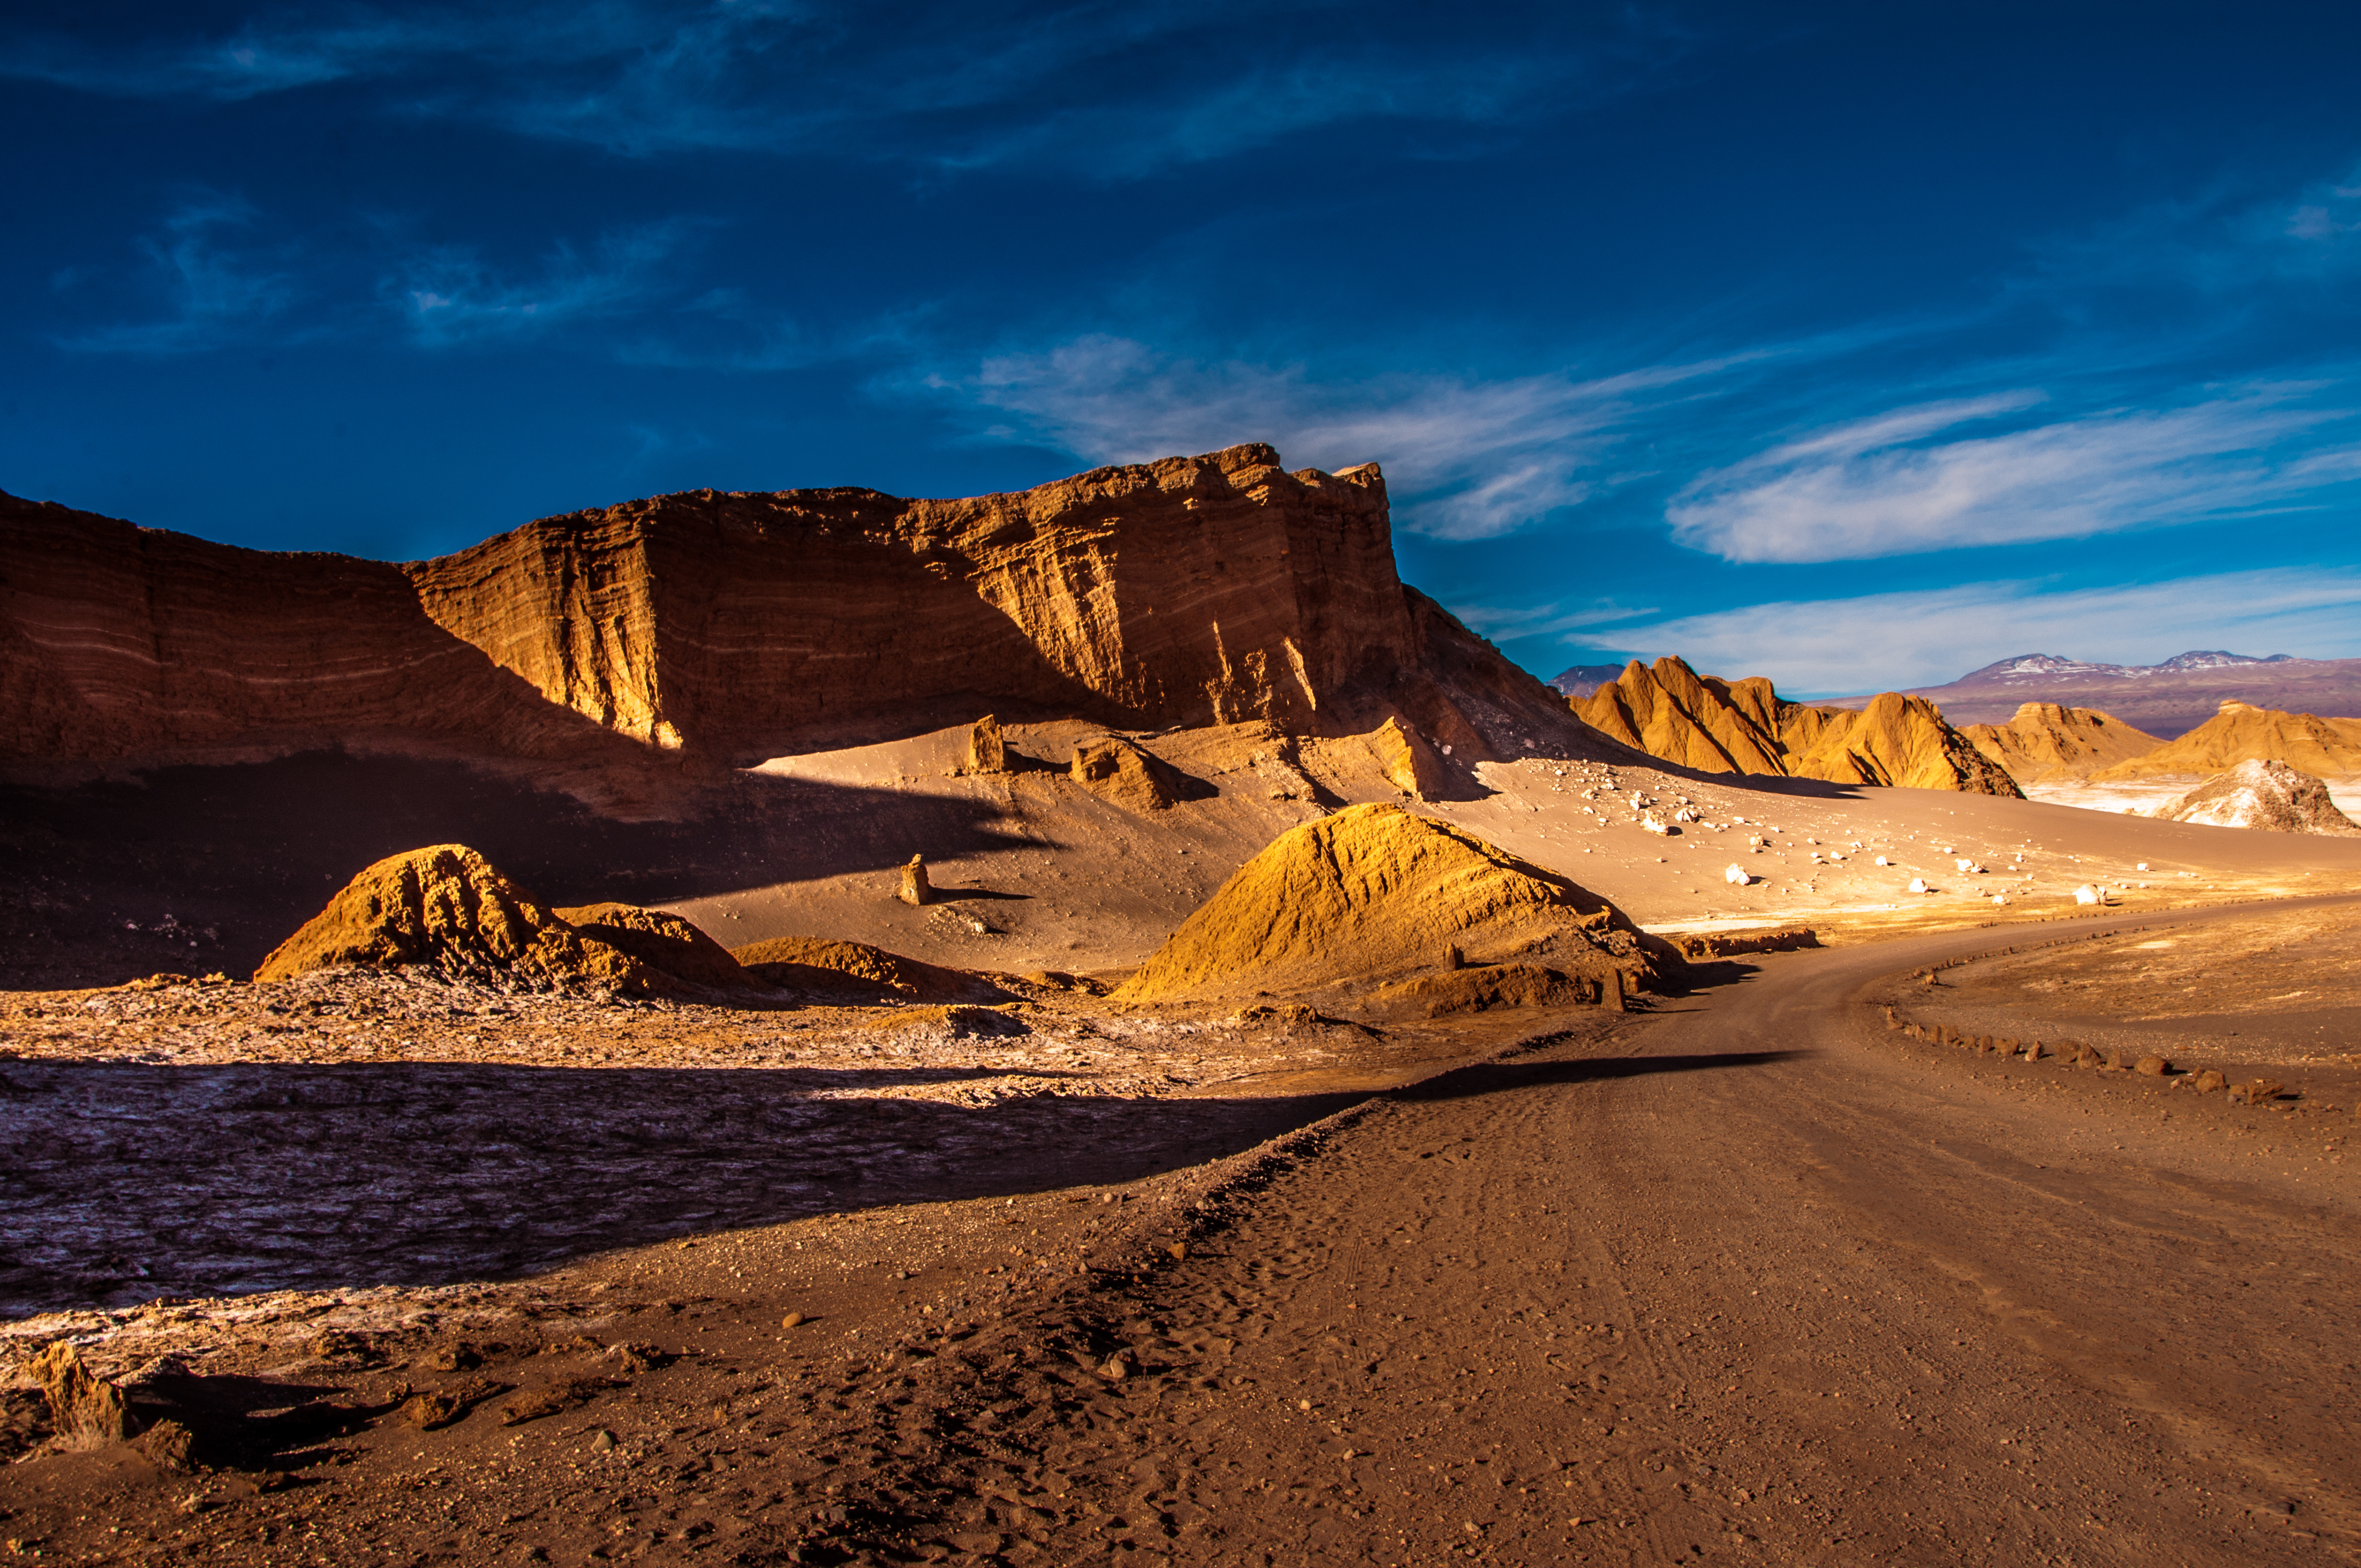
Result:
[1546, 664, 1628, 699]
[1832, 651, 2361, 738]
[1949, 650, 2296, 681]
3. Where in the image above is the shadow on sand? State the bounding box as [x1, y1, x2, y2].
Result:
[0, 1045, 1797, 1318]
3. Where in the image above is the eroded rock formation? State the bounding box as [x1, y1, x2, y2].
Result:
[3, 447, 1575, 788]
[1070, 736, 1182, 812]
[2150, 759, 2361, 835]
[2089, 700, 2361, 783]
[1113, 802, 1674, 1005]
[1959, 702, 2163, 783]
[1574, 657, 2020, 796]
[255, 845, 661, 990]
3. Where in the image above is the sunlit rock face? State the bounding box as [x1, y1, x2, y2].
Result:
[6, 446, 1595, 772]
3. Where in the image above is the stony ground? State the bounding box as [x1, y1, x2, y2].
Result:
[3, 900, 2358, 1566]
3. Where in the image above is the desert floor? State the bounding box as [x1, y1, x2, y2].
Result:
[3, 728, 2360, 1566]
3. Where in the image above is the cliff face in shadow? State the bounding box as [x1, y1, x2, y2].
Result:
[5, 443, 1572, 783]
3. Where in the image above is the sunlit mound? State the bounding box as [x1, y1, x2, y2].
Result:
[557, 902, 763, 990]
[1114, 803, 1675, 1008]
[730, 936, 1012, 1004]
[254, 845, 662, 991]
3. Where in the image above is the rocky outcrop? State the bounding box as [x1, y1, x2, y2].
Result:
[1070, 736, 1183, 812]
[5, 447, 1586, 781]
[1573, 657, 2021, 796]
[255, 845, 659, 990]
[963, 715, 1008, 774]
[1960, 702, 2163, 782]
[2150, 760, 2361, 835]
[1369, 716, 1447, 798]
[1113, 803, 1675, 1005]
[2090, 700, 2361, 783]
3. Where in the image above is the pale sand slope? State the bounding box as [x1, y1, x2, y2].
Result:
[663, 719, 2361, 973]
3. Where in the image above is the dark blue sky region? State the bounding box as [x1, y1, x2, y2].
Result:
[5, 1, 2359, 693]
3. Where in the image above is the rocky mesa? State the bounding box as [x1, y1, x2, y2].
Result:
[1960, 702, 2164, 783]
[2089, 699, 2361, 785]
[1572, 656, 2021, 796]
[0, 444, 1573, 789]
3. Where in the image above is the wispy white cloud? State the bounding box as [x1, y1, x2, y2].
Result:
[58, 195, 296, 356]
[391, 224, 690, 347]
[936, 333, 1747, 538]
[1666, 387, 2360, 564]
[1579, 568, 2361, 695]
[1452, 598, 1662, 642]
[1, 2, 1673, 178]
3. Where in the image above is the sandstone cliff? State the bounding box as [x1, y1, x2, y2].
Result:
[1, 446, 1578, 790]
[1573, 657, 2021, 796]
[1959, 702, 2164, 783]
[2089, 700, 2361, 783]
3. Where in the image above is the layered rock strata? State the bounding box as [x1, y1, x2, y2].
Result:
[4, 447, 1573, 783]
[1574, 657, 2021, 796]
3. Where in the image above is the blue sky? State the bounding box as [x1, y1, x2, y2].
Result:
[6, 1, 2360, 695]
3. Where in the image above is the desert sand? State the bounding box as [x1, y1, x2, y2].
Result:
[5, 451, 2360, 1566]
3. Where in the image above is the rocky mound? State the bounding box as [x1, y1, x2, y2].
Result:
[1113, 803, 1673, 1006]
[255, 846, 659, 990]
[2151, 760, 2361, 835]
[2090, 700, 2361, 783]
[1070, 736, 1184, 812]
[556, 903, 760, 990]
[1960, 702, 2163, 782]
[729, 936, 1011, 1004]
[1574, 657, 2020, 795]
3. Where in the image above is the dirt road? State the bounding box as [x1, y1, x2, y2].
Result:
[7, 906, 2356, 1566]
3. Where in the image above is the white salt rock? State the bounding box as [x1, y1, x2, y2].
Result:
[1908, 877, 1932, 894]
[1992, 894, 2008, 906]
[2136, 862, 2149, 871]
[2073, 884, 2102, 905]
[1875, 855, 1891, 866]
[1725, 864, 1751, 885]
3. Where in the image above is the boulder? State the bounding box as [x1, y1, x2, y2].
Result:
[899, 855, 933, 907]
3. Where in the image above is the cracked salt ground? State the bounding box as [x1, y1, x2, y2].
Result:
[0, 967, 1540, 1336]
